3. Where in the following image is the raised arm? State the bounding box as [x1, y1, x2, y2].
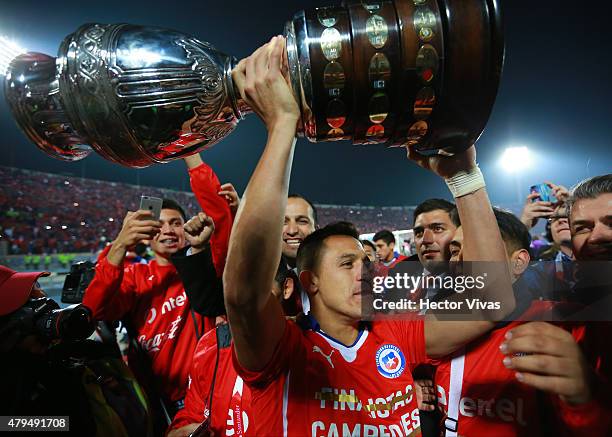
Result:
[223, 36, 300, 371]
[184, 153, 233, 275]
[83, 210, 160, 320]
[406, 145, 515, 357]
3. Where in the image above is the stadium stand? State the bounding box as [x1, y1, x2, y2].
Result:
[0, 166, 416, 264]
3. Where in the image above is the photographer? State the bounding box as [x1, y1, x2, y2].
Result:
[0, 265, 149, 436]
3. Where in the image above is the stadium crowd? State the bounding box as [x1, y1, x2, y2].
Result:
[1, 36, 611, 437]
[0, 167, 416, 257]
[0, 166, 201, 255]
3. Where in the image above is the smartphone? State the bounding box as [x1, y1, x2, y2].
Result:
[139, 195, 163, 220]
[530, 184, 557, 203]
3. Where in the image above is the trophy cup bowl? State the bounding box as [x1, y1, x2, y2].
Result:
[3, 0, 503, 168]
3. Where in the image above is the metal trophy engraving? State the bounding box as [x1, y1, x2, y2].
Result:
[3, 0, 504, 168]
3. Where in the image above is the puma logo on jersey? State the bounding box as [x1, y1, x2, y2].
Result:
[313, 346, 335, 368]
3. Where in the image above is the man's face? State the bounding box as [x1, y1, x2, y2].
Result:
[449, 226, 528, 283]
[150, 208, 186, 259]
[374, 240, 394, 262]
[570, 194, 612, 261]
[283, 198, 316, 261]
[313, 236, 369, 321]
[414, 209, 457, 270]
[550, 206, 571, 246]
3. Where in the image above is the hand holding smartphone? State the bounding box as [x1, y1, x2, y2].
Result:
[139, 195, 163, 220]
[529, 184, 557, 203]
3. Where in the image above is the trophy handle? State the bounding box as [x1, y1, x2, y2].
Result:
[226, 57, 252, 120]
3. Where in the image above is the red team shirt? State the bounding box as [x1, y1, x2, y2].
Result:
[84, 162, 232, 403]
[434, 300, 611, 437]
[170, 326, 253, 436]
[233, 316, 428, 437]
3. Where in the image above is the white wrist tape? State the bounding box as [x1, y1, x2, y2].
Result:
[445, 165, 486, 198]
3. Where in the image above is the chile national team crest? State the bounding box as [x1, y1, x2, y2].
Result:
[375, 345, 406, 379]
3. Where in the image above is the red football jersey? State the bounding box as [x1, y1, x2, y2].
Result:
[434, 301, 611, 437]
[232, 317, 427, 436]
[85, 257, 207, 402]
[84, 161, 231, 403]
[170, 326, 253, 436]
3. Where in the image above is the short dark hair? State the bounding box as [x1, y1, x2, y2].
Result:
[493, 208, 531, 253]
[288, 194, 318, 226]
[274, 258, 296, 287]
[296, 222, 360, 274]
[373, 230, 395, 245]
[361, 239, 376, 251]
[568, 174, 612, 213]
[161, 198, 187, 221]
[449, 208, 461, 228]
[334, 221, 359, 235]
[413, 198, 458, 227]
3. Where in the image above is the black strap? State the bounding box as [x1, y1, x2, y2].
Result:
[208, 324, 230, 413]
[190, 309, 202, 340]
[191, 323, 228, 437]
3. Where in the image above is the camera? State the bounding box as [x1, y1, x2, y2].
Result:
[62, 261, 96, 304]
[0, 297, 95, 352]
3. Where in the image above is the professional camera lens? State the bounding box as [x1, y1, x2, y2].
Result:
[35, 303, 95, 341]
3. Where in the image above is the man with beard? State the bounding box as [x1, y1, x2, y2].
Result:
[412, 199, 459, 276]
[437, 209, 608, 436]
[500, 175, 612, 435]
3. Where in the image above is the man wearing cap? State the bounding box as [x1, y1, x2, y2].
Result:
[0, 265, 96, 434]
[0, 265, 51, 351]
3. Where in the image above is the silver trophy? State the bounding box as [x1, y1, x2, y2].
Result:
[3, 1, 503, 168]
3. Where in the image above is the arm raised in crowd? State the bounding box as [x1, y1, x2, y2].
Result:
[83, 210, 160, 319]
[106, 210, 161, 267]
[406, 146, 515, 357]
[172, 213, 225, 317]
[184, 153, 234, 275]
[223, 36, 300, 372]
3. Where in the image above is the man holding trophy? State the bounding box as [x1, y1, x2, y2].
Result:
[3, 1, 609, 436]
[222, 35, 518, 436]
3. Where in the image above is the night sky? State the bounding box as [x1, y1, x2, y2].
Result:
[0, 0, 610, 206]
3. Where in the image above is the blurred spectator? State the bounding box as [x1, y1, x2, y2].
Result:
[373, 229, 406, 267]
[519, 181, 569, 231]
[361, 239, 377, 262]
[538, 204, 573, 261]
